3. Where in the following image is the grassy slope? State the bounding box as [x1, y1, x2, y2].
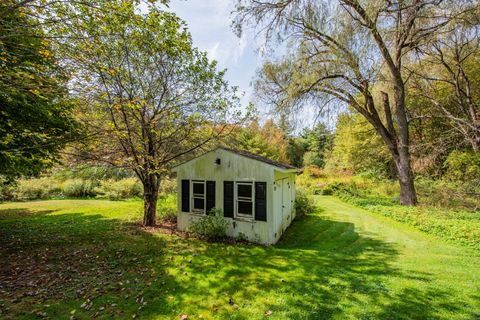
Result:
[336, 193, 480, 251]
[0, 197, 479, 319]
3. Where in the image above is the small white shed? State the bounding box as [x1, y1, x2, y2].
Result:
[172, 147, 298, 245]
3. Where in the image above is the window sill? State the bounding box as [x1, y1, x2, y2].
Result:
[233, 216, 255, 223]
[189, 211, 205, 215]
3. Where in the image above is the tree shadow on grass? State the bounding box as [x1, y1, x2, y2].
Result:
[0, 206, 477, 319]
[156, 213, 476, 319]
[0, 208, 55, 220]
[0, 207, 178, 319]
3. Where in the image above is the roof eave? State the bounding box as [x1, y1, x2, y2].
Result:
[274, 167, 302, 174]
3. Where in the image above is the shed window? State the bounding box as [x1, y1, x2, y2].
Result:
[192, 180, 205, 213]
[236, 182, 253, 217]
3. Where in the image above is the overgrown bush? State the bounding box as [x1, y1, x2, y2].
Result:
[189, 208, 229, 240]
[14, 177, 62, 200]
[0, 180, 16, 201]
[294, 190, 316, 217]
[415, 177, 480, 210]
[444, 150, 480, 182]
[53, 165, 132, 181]
[159, 177, 176, 195]
[303, 165, 326, 178]
[95, 178, 142, 200]
[61, 179, 97, 198]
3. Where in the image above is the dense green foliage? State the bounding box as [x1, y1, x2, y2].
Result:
[325, 112, 393, 177]
[444, 150, 480, 182]
[0, 4, 76, 178]
[0, 198, 478, 319]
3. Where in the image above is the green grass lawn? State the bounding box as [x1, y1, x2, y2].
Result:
[0, 197, 479, 319]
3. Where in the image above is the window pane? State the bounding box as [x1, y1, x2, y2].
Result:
[193, 182, 204, 195]
[237, 184, 252, 198]
[238, 201, 252, 215]
[193, 198, 205, 210]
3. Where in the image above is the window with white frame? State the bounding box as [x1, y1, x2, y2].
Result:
[236, 181, 253, 217]
[192, 180, 205, 213]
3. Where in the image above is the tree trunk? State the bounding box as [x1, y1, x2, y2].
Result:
[377, 85, 418, 205]
[472, 128, 480, 152]
[142, 175, 160, 226]
[394, 151, 418, 205]
[393, 77, 418, 206]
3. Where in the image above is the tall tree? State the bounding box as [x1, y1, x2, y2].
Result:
[227, 119, 290, 163]
[409, 12, 480, 151]
[235, 0, 477, 205]
[301, 123, 333, 168]
[58, 2, 243, 226]
[0, 2, 76, 179]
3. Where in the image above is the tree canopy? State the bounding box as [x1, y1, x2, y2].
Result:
[235, 0, 480, 205]
[51, 2, 244, 225]
[0, 3, 76, 179]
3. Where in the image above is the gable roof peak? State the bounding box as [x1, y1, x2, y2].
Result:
[216, 146, 297, 170]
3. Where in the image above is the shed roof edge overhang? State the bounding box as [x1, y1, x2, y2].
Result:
[171, 147, 300, 173]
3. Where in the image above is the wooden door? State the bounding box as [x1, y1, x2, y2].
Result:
[282, 178, 290, 231]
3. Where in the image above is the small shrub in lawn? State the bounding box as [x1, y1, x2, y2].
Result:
[294, 190, 315, 217]
[189, 208, 229, 240]
[95, 178, 142, 200]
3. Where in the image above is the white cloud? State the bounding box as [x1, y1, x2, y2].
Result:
[168, 0, 261, 108]
[169, 0, 250, 66]
[207, 42, 221, 61]
[232, 35, 247, 62]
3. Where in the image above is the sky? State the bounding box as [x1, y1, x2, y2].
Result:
[168, 1, 260, 107]
[167, 0, 332, 131]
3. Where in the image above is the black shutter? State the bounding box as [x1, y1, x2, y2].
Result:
[181, 180, 190, 212]
[255, 182, 267, 221]
[223, 181, 234, 218]
[206, 181, 216, 214]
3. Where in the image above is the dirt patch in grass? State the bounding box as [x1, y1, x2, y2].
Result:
[127, 220, 255, 246]
[127, 220, 183, 236]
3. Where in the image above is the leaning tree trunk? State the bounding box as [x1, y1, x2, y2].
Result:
[378, 87, 418, 205]
[142, 174, 160, 226]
